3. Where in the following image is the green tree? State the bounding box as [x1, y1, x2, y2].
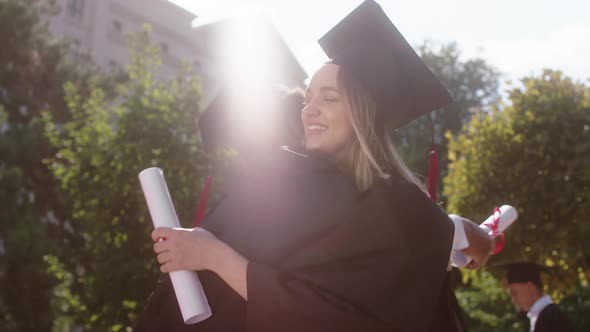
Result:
[395, 42, 500, 197]
[445, 70, 590, 329]
[43, 26, 209, 331]
[0, 1, 103, 330]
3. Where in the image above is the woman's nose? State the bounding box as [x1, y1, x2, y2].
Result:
[302, 103, 320, 117]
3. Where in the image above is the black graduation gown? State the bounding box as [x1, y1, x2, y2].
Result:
[532, 303, 573, 332]
[134, 148, 457, 332]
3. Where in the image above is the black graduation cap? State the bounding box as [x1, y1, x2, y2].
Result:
[499, 261, 549, 288]
[318, 0, 454, 129]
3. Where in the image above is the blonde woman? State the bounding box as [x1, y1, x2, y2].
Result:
[135, 1, 492, 331]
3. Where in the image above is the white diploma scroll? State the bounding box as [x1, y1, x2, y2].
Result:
[450, 205, 518, 267]
[138, 167, 212, 324]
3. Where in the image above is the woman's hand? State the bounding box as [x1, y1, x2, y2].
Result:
[151, 227, 221, 273]
[458, 218, 494, 270]
[151, 226, 250, 300]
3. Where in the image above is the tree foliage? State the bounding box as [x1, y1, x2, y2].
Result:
[0, 0, 103, 330]
[43, 27, 209, 331]
[395, 42, 500, 196]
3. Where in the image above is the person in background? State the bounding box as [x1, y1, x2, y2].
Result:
[503, 262, 573, 332]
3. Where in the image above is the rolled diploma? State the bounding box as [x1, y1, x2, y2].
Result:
[450, 205, 518, 267]
[139, 167, 212, 324]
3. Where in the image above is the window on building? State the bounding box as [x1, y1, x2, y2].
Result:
[160, 42, 169, 54]
[66, 0, 85, 20]
[112, 19, 123, 33]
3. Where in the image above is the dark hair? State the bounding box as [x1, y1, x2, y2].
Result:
[278, 88, 305, 148]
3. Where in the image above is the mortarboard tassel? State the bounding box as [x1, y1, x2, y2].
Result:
[193, 175, 212, 227]
[427, 115, 438, 202]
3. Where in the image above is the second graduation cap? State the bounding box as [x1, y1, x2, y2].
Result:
[318, 0, 454, 129]
[499, 261, 549, 287]
[198, 85, 305, 153]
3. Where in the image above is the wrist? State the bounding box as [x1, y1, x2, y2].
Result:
[206, 238, 249, 300]
[205, 238, 228, 273]
[463, 223, 493, 258]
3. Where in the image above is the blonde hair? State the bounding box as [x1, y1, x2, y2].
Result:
[337, 69, 425, 192]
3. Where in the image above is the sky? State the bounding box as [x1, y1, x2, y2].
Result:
[170, 0, 590, 87]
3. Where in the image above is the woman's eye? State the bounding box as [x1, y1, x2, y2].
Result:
[323, 97, 338, 102]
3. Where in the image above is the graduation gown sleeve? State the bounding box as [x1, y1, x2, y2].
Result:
[244, 181, 455, 332]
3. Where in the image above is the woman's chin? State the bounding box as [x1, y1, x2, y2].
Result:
[304, 145, 339, 161]
[304, 141, 325, 153]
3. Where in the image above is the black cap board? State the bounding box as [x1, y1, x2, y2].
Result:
[198, 86, 304, 153]
[500, 261, 549, 288]
[318, 0, 454, 129]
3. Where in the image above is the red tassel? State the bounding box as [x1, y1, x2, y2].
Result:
[193, 176, 212, 227]
[427, 149, 438, 202]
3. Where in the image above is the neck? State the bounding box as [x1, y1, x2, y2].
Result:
[331, 145, 356, 178]
[524, 292, 544, 311]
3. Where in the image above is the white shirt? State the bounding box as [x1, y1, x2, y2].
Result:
[448, 215, 469, 267]
[449, 215, 469, 252]
[527, 295, 553, 332]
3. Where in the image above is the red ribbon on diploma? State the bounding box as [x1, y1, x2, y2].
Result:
[483, 207, 506, 254]
[193, 176, 212, 227]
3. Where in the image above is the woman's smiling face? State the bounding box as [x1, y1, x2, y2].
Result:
[301, 63, 356, 160]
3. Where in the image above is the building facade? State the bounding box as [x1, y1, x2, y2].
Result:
[46, 0, 306, 103]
